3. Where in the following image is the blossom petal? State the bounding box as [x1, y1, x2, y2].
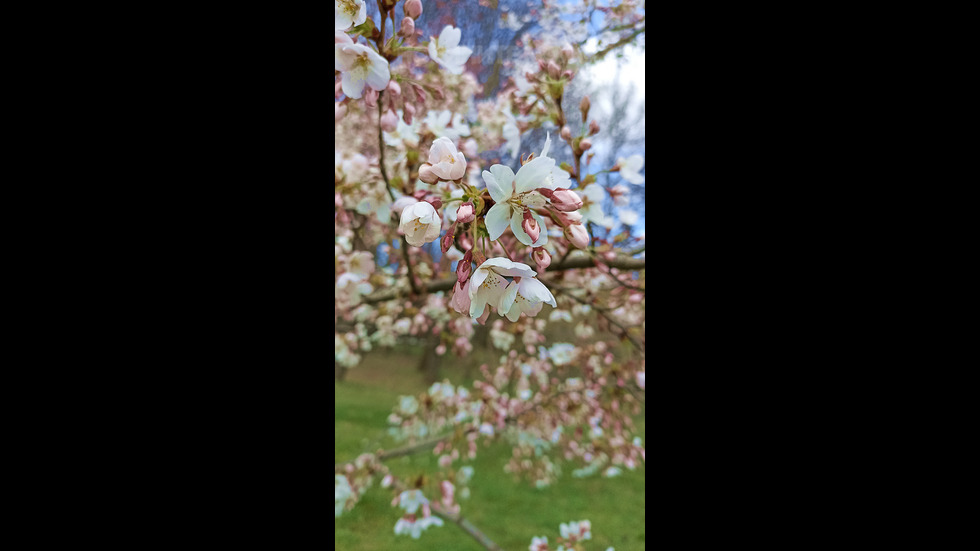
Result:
[440, 26, 461, 49]
[514, 157, 554, 194]
[520, 277, 557, 307]
[485, 202, 511, 240]
[341, 71, 366, 99]
[488, 165, 515, 200]
[499, 281, 519, 314]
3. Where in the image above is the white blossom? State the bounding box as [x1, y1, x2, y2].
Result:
[428, 25, 473, 75]
[335, 42, 390, 99]
[335, 0, 367, 30]
[617, 154, 644, 185]
[399, 201, 442, 247]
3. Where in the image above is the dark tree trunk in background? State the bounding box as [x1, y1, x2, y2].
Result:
[419, 336, 441, 384]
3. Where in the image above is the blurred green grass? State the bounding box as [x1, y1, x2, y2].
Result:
[336, 346, 646, 550]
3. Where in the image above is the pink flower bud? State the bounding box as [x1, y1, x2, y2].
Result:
[562, 43, 575, 59]
[405, 0, 422, 19]
[550, 188, 583, 212]
[564, 223, 590, 249]
[521, 211, 541, 242]
[441, 230, 454, 253]
[562, 70, 574, 79]
[403, 103, 415, 124]
[456, 202, 475, 223]
[536, 187, 554, 199]
[547, 61, 561, 79]
[457, 251, 472, 283]
[380, 109, 398, 132]
[560, 126, 572, 141]
[579, 138, 592, 151]
[399, 16, 415, 37]
[589, 119, 600, 135]
[532, 247, 551, 269]
[537, 59, 548, 71]
[364, 88, 377, 108]
[386, 80, 401, 97]
[412, 84, 426, 104]
[580, 96, 591, 119]
[418, 163, 439, 184]
[558, 211, 583, 225]
[432, 87, 445, 101]
[427, 197, 443, 210]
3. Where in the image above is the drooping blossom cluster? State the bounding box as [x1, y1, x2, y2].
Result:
[335, 0, 645, 547]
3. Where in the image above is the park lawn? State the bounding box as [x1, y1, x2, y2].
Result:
[335, 347, 646, 550]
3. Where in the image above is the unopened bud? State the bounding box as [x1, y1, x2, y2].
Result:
[456, 202, 475, 223]
[521, 211, 541, 242]
[380, 109, 398, 132]
[532, 247, 551, 270]
[364, 88, 378, 108]
[441, 231, 454, 253]
[562, 70, 574, 79]
[403, 103, 416, 124]
[418, 163, 439, 184]
[427, 197, 443, 210]
[580, 96, 591, 120]
[386, 80, 401, 97]
[561, 43, 575, 59]
[537, 59, 548, 72]
[564, 223, 590, 249]
[412, 83, 426, 104]
[559, 211, 583, 226]
[579, 138, 592, 151]
[457, 251, 472, 283]
[432, 87, 445, 101]
[560, 126, 572, 141]
[551, 188, 583, 212]
[547, 61, 561, 79]
[400, 16, 415, 37]
[589, 120, 600, 135]
[536, 188, 554, 199]
[405, 0, 423, 19]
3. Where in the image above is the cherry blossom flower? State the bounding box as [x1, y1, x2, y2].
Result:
[423, 110, 471, 142]
[616, 154, 644, 185]
[398, 489, 428, 514]
[428, 25, 473, 75]
[468, 258, 538, 319]
[335, 42, 390, 99]
[499, 275, 558, 322]
[482, 160, 555, 246]
[335, 0, 366, 30]
[399, 201, 442, 246]
[578, 183, 606, 225]
[548, 343, 577, 366]
[529, 536, 549, 551]
[393, 514, 444, 539]
[427, 137, 467, 181]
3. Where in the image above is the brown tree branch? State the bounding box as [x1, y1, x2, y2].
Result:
[361, 254, 644, 304]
